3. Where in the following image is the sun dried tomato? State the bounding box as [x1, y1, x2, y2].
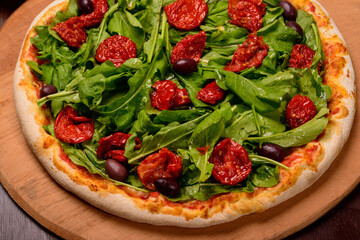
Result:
[52, 17, 87, 48]
[137, 148, 182, 190]
[196, 81, 225, 104]
[97, 132, 142, 162]
[53, 0, 108, 48]
[164, 0, 208, 31]
[228, 0, 266, 32]
[288, 44, 315, 69]
[224, 33, 269, 72]
[247, 0, 267, 15]
[79, 0, 108, 28]
[171, 31, 207, 64]
[209, 138, 251, 185]
[151, 80, 191, 110]
[197, 145, 210, 155]
[286, 95, 317, 129]
[95, 35, 137, 67]
[54, 106, 94, 144]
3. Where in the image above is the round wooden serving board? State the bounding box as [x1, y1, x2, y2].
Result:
[0, 0, 359, 239]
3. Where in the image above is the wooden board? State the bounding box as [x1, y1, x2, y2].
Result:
[0, 0, 359, 239]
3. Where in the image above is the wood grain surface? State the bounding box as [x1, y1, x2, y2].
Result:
[0, 0, 359, 239]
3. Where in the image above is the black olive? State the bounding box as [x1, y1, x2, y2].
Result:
[286, 21, 303, 38]
[77, 0, 94, 15]
[257, 143, 285, 162]
[40, 85, 58, 98]
[105, 159, 128, 182]
[173, 58, 198, 75]
[154, 178, 180, 197]
[279, 1, 297, 21]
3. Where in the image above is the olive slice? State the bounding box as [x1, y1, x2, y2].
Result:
[77, 0, 94, 14]
[286, 21, 303, 38]
[40, 84, 58, 98]
[173, 58, 198, 75]
[105, 159, 128, 182]
[279, 1, 297, 21]
[257, 143, 285, 162]
[154, 178, 180, 197]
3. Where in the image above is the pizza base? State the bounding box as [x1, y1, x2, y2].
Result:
[13, 0, 356, 227]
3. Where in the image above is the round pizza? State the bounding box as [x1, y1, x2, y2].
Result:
[14, 0, 355, 227]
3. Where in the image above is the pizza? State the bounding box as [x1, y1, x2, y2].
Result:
[14, 0, 355, 227]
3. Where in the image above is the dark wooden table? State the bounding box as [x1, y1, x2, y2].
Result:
[0, 0, 359, 239]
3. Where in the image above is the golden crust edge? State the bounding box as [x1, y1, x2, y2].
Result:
[13, 0, 356, 227]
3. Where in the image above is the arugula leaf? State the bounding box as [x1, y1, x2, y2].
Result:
[193, 181, 255, 201]
[166, 184, 201, 202]
[175, 72, 211, 108]
[178, 151, 203, 186]
[42, 63, 73, 90]
[249, 155, 289, 170]
[222, 70, 285, 113]
[108, 9, 145, 49]
[202, 25, 247, 46]
[37, 89, 79, 107]
[189, 104, 232, 148]
[48, 0, 79, 28]
[248, 108, 329, 147]
[250, 165, 279, 187]
[167, 181, 255, 202]
[200, 51, 233, 69]
[262, 0, 280, 6]
[253, 48, 280, 75]
[224, 110, 257, 143]
[95, 63, 155, 131]
[125, 114, 209, 164]
[260, 70, 296, 93]
[224, 105, 286, 143]
[203, 0, 230, 26]
[78, 74, 106, 109]
[258, 19, 301, 54]
[262, 6, 284, 26]
[30, 26, 56, 56]
[26, 61, 42, 75]
[153, 109, 207, 124]
[129, 110, 164, 137]
[290, 68, 331, 110]
[138, 0, 162, 34]
[94, 3, 120, 48]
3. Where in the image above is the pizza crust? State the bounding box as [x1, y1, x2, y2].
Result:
[13, 0, 356, 227]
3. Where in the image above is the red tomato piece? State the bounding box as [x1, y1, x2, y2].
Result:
[228, 0, 266, 32]
[137, 148, 182, 190]
[196, 81, 225, 104]
[95, 35, 137, 67]
[54, 106, 94, 144]
[286, 95, 317, 129]
[197, 145, 210, 155]
[247, 0, 266, 15]
[164, 0, 208, 31]
[52, 17, 87, 48]
[224, 33, 269, 72]
[288, 44, 315, 69]
[151, 80, 191, 110]
[171, 31, 207, 64]
[209, 138, 251, 185]
[79, 0, 109, 28]
[97, 132, 142, 162]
